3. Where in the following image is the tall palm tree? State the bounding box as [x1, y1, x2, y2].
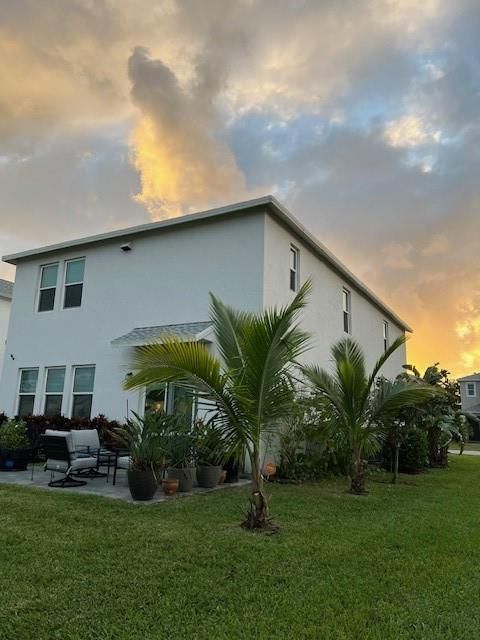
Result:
[303, 336, 439, 494]
[124, 281, 312, 529]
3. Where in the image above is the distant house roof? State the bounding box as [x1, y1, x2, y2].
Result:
[0, 279, 13, 301]
[111, 321, 212, 348]
[458, 373, 480, 382]
[1, 195, 412, 332]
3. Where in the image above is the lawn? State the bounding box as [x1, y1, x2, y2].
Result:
[1, 457, 480, 640]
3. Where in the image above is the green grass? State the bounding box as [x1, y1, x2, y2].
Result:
[450, 441, 480, 451]
[1, 457, 480, 639]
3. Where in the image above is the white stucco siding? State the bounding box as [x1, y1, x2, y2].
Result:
[0, 212, 265, 420]
[262, 214, 407, 379]
[0, 297, 11, 372]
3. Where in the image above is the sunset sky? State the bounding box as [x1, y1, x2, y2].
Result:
[0, 0, 479, 377]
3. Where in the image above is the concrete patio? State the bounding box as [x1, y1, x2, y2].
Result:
[0, 465, 251, 504]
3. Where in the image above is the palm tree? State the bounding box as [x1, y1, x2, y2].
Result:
[303, 336, 439, 494]
[124, 281, 312, 529]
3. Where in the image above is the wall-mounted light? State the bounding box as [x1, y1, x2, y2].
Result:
[121, 243, 132, 252]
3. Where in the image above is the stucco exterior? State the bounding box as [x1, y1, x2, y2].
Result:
[0, 280, 13, 372]
[458, 375, 480, 414]
[0, 198, 410, 422]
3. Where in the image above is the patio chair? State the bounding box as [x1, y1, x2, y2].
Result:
[40, 433, 97, 488]
[70, 429, 112, 478]
[112, 454, 131, 486]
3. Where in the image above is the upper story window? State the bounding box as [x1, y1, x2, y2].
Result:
[71, 365, 95, 419]
[290, 245, 300, 292]
[466, 382, 476, 397]
[38, 263, 59, 312]
[44, 367, 66, 416]
[342, 288, 351, 334]
[17, 368, 39, 417]
[64, 258, 85, 309]
[383, 320, 389, 352]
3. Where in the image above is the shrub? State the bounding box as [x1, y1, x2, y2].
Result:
[383, 428, 428, 474]
[0, 420, 29, 451]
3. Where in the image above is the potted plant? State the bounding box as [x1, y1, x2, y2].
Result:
[162, 478, 179, 496]
[166, 426, 196, 492]
[194, 419, 226, 488]
[0, 419, 31, 471]
[113, 412, 166, 501]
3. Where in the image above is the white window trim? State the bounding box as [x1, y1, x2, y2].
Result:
[343, 287, 352, 334]
[466, 383, 477, 398]
[290, 245, 300, 292]
[37, 262, 59, 313]
[63, 257, 86, 310]
[383, 320, 389, 352]
[70, 364, 95, 418]
[17, 368, 39, 416]
[43, 366, 66, 416]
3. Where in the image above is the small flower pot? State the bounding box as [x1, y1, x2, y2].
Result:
[218, 470, 227, 484]
[167, 467, 196, 492]
[197, 465, 222, 488]
[162, 478, 179, 496]
[127, 468, 158, 501]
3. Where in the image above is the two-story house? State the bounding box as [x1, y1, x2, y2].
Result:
[458, 373, 480, 416]
[0, 196, 411, 423]
[0, 279, 13, 372]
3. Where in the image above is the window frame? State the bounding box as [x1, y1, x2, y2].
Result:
[17, 368, 39, 417]
[466, 382, 476, 398]
[342, 287, 352, 334]
[382, 320, 389, 353]
[63, 257, 86, 309]
[70, 365, 95, 419]
[43, 366, 66, 416]
[290, 244, 300, 292]
[37, 262, 59, 313]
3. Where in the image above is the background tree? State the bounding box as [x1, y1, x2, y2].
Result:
[303, 337, 439, 494]
[124, 281, 311, 530]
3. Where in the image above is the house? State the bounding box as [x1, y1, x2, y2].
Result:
[0, 196, 410, 423]
[0, 279, 13, 372]
[458, 373, 480, 416]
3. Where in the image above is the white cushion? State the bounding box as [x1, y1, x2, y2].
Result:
[116, 456, 131, 470]
[70, 456, 97, 471]
[45, 455, 97, 473]
[45, 429, 75, 455]
[71, 429, 100, 452]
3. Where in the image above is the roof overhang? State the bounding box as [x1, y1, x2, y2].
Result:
[111, 322, 213, 348]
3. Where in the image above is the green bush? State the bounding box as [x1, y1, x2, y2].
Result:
[399, 429, 428, 473]
[0, 420, 29, 451]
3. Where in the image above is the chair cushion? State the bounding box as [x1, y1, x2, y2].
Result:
[45, 429, 75, 455]
[45, 459, 69, 473]
[70, 456, 97, 471]
[71, 429, 100, 452]
[45, 455, 97, 473]
[116, 456, 131, 470]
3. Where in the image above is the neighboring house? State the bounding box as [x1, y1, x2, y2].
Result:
[458, 373, 480, 417]
[0, 196, 410, 422]
[0, 279, 13, 372]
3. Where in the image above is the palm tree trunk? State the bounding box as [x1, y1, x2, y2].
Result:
[350, 451, 366, 494]
[392, 443, 400, 484]
[242, 447, 270, 530]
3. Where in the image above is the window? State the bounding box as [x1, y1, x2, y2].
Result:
[17, 369, 38, 417]
[44, 367, 66, 416]
[145, 382, 167, 414]
[64, 258, 85, 308]
[342, 288, 351, 334]
[38, 263, 59, 312]
[71, 366, 95, 418]
[290, 245, 299, 292]
[466, 383, 476, 398]
[383, 321, 389, 352]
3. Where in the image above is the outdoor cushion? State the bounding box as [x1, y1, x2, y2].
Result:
[45, 455, 97, 473]
[116, 456, 131, 470]
[71, 429, 100, 452]
[45, 429, 75, 456]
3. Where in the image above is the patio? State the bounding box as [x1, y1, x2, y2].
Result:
[0, 465, 250, 504]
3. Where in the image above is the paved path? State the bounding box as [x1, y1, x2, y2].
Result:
[449, 449, 480, 456]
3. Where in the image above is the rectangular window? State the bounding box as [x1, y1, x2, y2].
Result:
[290, 245, 299, 292]
[383, 321, 389, 352]
[44, 367, 66, 416]
[71, 366, 95, 418]
[466, 383, 476, 397]
[17, 368, 39, 417]
[342, 288, 351, 334]
[64, 258, 85, 308]
[38, 263, 59, 312]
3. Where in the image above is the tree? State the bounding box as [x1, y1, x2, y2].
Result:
[124, 281, 312, 530]
[303, 337, 439, 494]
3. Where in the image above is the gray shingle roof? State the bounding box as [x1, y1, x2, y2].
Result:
[111, 321, 212, 347]
[458, 373, 480, 382]
[0, 279, 13, 300]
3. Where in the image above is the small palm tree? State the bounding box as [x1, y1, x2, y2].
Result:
[303, 336, 439, 494]
[124, 281, 311, 529]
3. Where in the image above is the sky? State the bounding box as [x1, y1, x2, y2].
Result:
[0, 0, 479, 377]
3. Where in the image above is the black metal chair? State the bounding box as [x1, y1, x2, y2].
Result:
[40, 434, 98, 488]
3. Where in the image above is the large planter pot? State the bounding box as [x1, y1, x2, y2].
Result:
[127, 468, 158, 501]
[0, 448, 30, 472]
[197, 465, 222, 488]
[167, 467, 196, 492]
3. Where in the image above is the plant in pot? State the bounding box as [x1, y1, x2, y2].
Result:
[165, 425, 196, 492]
[0, 420, 31, 471]
[113, 411, 167, 501]
[194, 419, 226, 488]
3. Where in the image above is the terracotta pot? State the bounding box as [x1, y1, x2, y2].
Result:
[167, 466, 196, 492]
[162, 478, 179, 496]
[218, 470, 227, 484]
[127, 468, 158, 501]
